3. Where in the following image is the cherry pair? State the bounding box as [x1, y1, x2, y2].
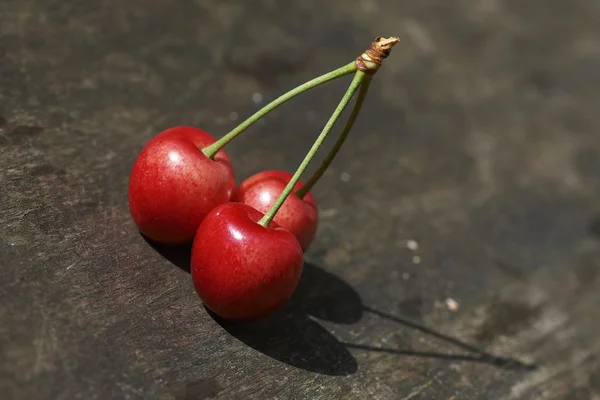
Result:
[128, 126, 317, 250]
[128, 37, 400, 321]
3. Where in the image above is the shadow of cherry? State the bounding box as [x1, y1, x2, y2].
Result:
[143, 234, 359, 375]
[287, 262, 363, 324]
[145, 233, 535, 373]
[142, 234, 192, 273]
[209, 307, 357, 376]
[143, 235, 364, 322]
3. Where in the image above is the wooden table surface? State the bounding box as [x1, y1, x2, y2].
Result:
[2, 1, 600, 399]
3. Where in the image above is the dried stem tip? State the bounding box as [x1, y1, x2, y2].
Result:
[356, 36, 400, 74]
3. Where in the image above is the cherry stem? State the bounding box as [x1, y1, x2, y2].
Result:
[258, 70, 367, 227]
[202, 61, 357, 159]
[295, 76, 372, 199]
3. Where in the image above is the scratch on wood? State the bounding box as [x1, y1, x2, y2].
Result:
[7, 206, 40, 227]
[117, 382, 144, 396]
[146, 287, 176, 305]
[400, 371, 445, 400]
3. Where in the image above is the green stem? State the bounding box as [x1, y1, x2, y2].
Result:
[258, 70, 367, 227]
[295, 76, 372, 199]
[202, 61, 357, 159]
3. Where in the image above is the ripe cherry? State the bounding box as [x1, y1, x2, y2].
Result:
[129, 126, 236, 245]
[233, 170, 318, 251]
[188, 37, 399, 321]
[191, 202, 303, 321]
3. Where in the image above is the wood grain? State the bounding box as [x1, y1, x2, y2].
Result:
[1, 0, 599, 399]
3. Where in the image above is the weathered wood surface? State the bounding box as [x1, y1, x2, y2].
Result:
[1, 1, 600, 399]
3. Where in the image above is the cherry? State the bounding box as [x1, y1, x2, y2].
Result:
[128, 38, 398, 246]
[128, 57, 360, 245]
[128, 126, 236, 244]
[189, 37, 399, 321]
[233, 170, 318, 251]
[191, 202, 303, 321]
[225, 38, 401, 255]
[191, 70, 367, 322]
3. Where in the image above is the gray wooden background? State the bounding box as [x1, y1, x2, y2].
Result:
[1, 0, 599, 399]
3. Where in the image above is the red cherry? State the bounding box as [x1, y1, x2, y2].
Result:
[191, 202, 304, 321]
[233, 170, 318, 251]
[128, 126, 236, 244]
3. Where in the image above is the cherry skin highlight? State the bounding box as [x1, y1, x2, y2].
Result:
[233, 170, 318, 251]
[191, 202, 304, 321]
[128, 126, 236, 245]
